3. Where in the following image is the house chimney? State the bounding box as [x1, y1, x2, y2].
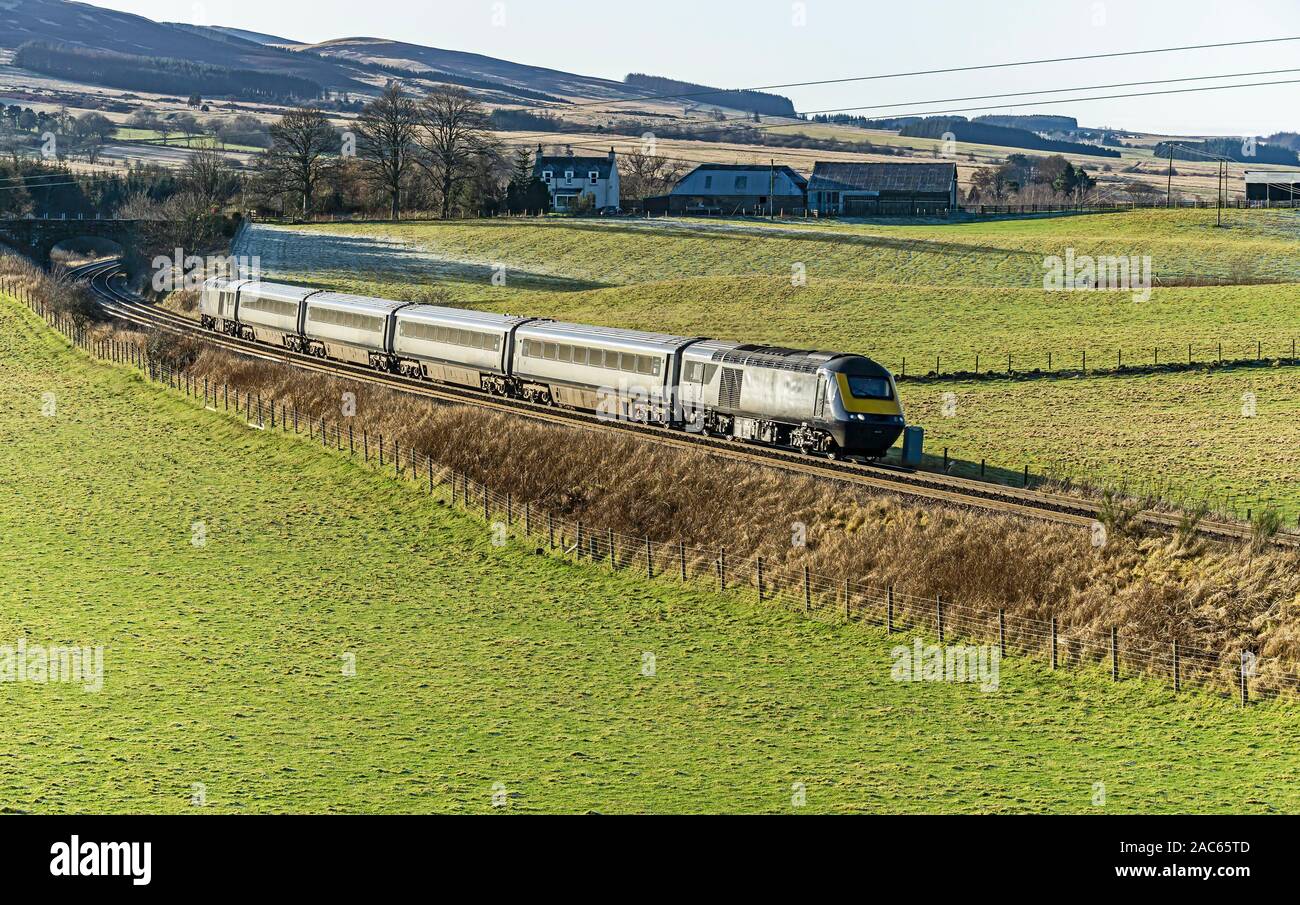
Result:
[565, 144, 573, 157]
[608, 146, 616, 161]
[535, 143, 543, 165]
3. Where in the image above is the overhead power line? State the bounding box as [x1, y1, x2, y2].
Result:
[502, 34, 1300, 115]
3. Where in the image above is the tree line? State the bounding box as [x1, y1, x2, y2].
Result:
[14, 42, 324, 103]
[251, 84, 684, 220]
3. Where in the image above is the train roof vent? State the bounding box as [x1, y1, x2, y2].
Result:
[711, 344, 839, 373]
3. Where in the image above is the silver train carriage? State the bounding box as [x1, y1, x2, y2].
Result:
[393, 306, 537, 392]
[511, 321, 699, 423]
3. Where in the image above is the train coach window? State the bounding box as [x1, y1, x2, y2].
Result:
[543, 342, 558, 360]
[635, 355, 654, 375]
[572, 347, 587, 366]
[846, 376, 893, 400]
[558, 345, 572, 363]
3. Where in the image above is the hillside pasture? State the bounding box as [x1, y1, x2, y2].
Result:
[5, 293, 1300, 814]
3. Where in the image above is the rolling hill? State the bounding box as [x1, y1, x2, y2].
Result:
[0, 0, 363, 90]
[294, 36, 638, 101]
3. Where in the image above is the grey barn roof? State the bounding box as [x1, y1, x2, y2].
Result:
[809, 162, 956, 194]
[680, 163, 808, 187]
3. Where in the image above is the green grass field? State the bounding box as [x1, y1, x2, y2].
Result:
[5, 295, 1300, 814]
[915, 370, 1300, 518]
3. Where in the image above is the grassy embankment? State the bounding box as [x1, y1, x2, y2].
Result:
[5, 292, 1300, 814]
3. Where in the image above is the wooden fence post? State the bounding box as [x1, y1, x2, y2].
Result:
[719, 548, 726, 591]
[1173, 639, 1181, 693]
[645, 537, 652, 579]
[998, 609, 1006, 656]
[506, 493, 512, 526]
[576, 522, 583, 559]
[524, 503, 531, 536]
[887, 587, 894, 634]
[1111, 627, 1119, 681]
[803, 566, 811, 615]
[679, 541, 687, 581]
[757, 557, 764, 601]
[1050, 617, 1058, 669]
[548, 512, 555, 549]
[936, 595, 944, 642]
[844, 577, 851, 620]
[1240, 651, 1249, 707]
[607, 528, 616, 568]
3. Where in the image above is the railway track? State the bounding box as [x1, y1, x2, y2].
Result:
[71, 259, 1296, 548]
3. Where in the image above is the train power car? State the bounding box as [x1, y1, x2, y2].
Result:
[680, 343, 905, 457]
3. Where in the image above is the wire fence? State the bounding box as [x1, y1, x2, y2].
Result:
[16, 285, 1300, 709]
[894, 339, 1300, 383]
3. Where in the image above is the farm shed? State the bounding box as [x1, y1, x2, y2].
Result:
[808, 162, 958, 216]
[654, 163, 808, 215]
[1244, 170, 1300, 203]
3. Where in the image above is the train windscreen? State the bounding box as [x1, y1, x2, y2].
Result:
[846, 376, 893, 400]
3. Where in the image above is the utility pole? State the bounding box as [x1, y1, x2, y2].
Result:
[1166, 144, 1174, 208]
[769, 159, 775, 220]
[1218, 159, 1224, 227]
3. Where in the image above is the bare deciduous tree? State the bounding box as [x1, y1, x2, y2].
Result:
[264, 106, 337, 217]
[355, 82, 419, 220]
[183, 150, 240, 209]
[414, 88, 494, 219]
[618, 150, 689, 201]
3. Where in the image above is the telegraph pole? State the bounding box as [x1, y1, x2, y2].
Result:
[1166, 144, 1174, 208]
[769, 159, 775, 220]
[1218, 159, 1224, 227]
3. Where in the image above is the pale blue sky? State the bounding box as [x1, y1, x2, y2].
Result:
[86, 0, 1300, 135]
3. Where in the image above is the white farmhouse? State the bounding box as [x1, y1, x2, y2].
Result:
[533, 145, 620, 212]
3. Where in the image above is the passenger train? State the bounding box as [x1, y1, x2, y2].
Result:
[200, 276, 906, 458]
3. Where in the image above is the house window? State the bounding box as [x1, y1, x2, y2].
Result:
[589, 171, 599, 184]
[542, 170, 553, 183]
[735, 176, 748, 190]
[704, 175, 713, 190]
[565, 170, 574, 181]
